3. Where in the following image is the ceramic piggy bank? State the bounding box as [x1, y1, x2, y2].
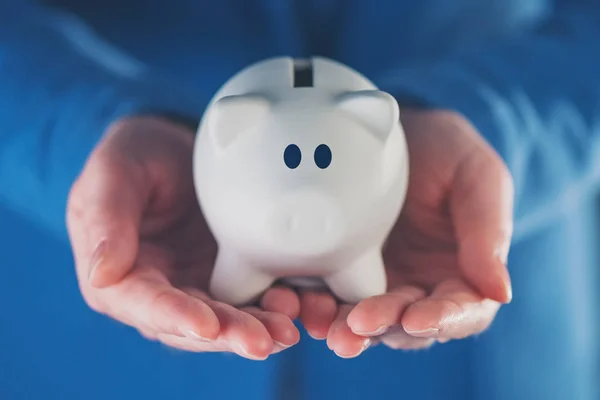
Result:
[193, 56, 409, 306]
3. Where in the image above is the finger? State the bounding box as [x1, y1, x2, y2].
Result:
[101, 269, 221, 341]
[299, 291, 338, 339]
[182, 288, 275, 360]
[155, 333, 230, 353]
[451, 146, 514, 303]
[138, 328, 158, 341]
[326, 305, 371, 359]
[67, 144, 148, 288]
[380, 326, 435, 350]
[243, 307, 300, 352]
[261, 286, 301, 320]
[401, 279, 501, 340]
[207, 301, 275, 360]
[179, 287, 212, 303]
[346, 286, 426, 336]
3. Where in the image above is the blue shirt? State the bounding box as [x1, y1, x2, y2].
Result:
[0, 1, 599, 399]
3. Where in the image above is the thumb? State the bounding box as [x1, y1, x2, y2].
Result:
[67, 146, 149, 289]
[450, 148, 515, 304]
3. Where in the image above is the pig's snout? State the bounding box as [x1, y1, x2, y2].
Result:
[272, 192, 345, 253]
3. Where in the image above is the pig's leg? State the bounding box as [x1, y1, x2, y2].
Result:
[324, 249, 387, 304]
[209, 249, 276, 306]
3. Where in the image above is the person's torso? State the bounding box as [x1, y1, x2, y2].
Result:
[42, 0, 551, 102]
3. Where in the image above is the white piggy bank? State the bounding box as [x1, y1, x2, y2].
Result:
[193, 56, 409, 306]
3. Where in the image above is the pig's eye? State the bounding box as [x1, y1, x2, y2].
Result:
[314, 144, 332, 169]
[283, 144, 302, 169]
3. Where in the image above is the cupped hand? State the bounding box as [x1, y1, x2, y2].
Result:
[67, 116, 300, 360]
[299, 109, 514, 358]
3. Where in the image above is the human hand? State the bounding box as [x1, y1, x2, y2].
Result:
[67, 116, 301, 360]
[298, 109, 514, 357]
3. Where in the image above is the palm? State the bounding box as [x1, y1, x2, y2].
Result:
[383, 109, 475, 292]
[385, 203, 461, 293]
[135, 145, 217, 295]
[134, 195, 216, 303]
[68, 117, 300, 360]
[299, 110, 514, 357]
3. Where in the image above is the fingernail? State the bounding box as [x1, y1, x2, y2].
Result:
[180, 328, 213, 342]
[353, 325, 388, 336]
[361, 338, 372, 352]
[234, 343, 267, 361]
[89, 240, 108, 284]
[273, 341, 291, 353]
[504, 284, 513, 303]
[333, 350, 357, 359]
[307, 331, 327, 340]
[333, 339, 371, 359]
[404, 327, 439, 337]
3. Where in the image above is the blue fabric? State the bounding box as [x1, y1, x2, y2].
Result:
[0, 0, 599, 399]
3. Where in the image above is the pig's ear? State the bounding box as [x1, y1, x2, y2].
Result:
[207, 93, 271, 150]
[335, 90, 399, 143]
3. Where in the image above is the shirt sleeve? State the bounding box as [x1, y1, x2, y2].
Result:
[377, 0, 600, 238]
[0, 1, 207, 238]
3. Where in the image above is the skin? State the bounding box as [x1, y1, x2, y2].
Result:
[300, 109, 514, 357]
[67, 117, 301, 360]
[66, 108, 513, 360]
